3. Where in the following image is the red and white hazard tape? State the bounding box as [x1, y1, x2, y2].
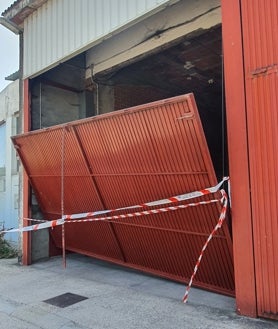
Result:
[182, 189, 228, 303]
[64, 198, 220, 224]
[62, 176, 229, 221]
[1, 178, 229, 304]
[1, 218, 64, 233]
[25, 218, 47, 223]
[1, 177, 228, 234]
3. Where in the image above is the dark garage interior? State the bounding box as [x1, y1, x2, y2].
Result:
[30, 25, 226, 181]
[28, 24, 229, 266]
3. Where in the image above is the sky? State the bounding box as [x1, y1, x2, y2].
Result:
[0, 0, 19, 92]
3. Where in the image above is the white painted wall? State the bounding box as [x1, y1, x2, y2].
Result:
[0, 80, 20, 245]
[23, 0, 179, 79]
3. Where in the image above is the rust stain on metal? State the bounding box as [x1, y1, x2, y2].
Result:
[12, 93, 234, 296]
[250, 64, 278, 77]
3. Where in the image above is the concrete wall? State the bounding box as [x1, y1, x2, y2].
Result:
[0, 80, 20, 246]
[31, 55, 95, 129]
[97, 85, 114, 115]
[31, 83, 81, 129]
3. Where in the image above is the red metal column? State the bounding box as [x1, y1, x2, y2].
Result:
[240, 0, 278, 320]
[22, 78, 31, 265]
[221, 0, 257, 317]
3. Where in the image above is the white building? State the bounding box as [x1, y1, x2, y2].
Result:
[0, 80, 20, 246]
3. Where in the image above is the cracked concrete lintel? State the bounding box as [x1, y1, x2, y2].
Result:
[86, 1, 221, 77]
[92, 7, 221, 76]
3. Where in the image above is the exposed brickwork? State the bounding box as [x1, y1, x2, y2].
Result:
[114, 85, 171, 110]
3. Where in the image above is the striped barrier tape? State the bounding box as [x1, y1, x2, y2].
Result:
[182, 189, 228, 303]
[1, 199, 221, 233]
[25, 218, 47, 223]
[1, 180, 229, 304]
[0, 218, 65, 234]
[1, 177, 228, 234]
[62, 198, 220, 223]
[62, 176, 229, 220]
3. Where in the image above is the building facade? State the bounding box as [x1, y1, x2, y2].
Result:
[1, 0, 277, 320]
[0, 80, 20, 246]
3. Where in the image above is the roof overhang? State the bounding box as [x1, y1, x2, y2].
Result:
[5, 70, 20, 81]
[1, 0, 47, 27]
[0, 16, 22, 33]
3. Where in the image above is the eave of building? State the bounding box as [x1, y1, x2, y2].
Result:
[1, 0, 47, 27]
[5, 70, 20, 81]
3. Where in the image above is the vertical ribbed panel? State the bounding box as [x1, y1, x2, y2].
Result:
[12, 94, 234, 295]
[23, 0, 173, 78]
[14, 127, 106, 217]
[241, 0, 278, 320]
[241, 0, 277, 71]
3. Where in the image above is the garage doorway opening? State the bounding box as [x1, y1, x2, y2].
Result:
[29, 25, 226, 180]
[28, 25, 230, 276]
[93, 25, 227, 181]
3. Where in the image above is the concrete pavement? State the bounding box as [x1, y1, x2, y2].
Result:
[0, 254, 276, 329]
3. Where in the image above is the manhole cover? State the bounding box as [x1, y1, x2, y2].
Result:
[43, 292, 88, 308]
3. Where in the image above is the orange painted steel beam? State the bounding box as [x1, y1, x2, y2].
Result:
[22, 78, 31, 265]
[222, 0, 257, 317]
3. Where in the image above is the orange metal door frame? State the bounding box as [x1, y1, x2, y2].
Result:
[22, 78, 31, 265]
[222, 0, 257, 317]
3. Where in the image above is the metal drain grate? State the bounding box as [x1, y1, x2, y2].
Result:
[43, 292, 88, 308]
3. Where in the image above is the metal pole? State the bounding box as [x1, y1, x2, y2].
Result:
[61, 127, 66, 268]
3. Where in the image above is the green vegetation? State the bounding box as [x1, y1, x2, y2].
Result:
[0, 234, 18, 258]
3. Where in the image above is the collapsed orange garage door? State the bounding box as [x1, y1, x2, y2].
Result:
[12, 94, 234, 296]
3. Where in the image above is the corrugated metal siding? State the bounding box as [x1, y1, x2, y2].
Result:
[241, 0, 278, 320]
[13, 94, 234, 295]
[23, 0, 175, 78]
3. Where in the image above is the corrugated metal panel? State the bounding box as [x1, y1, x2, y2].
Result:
[12, 94, 234, 295]
[23, 0, 176, 79]
[241, 0, 278, 320]
[221, 0, 257, 317]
